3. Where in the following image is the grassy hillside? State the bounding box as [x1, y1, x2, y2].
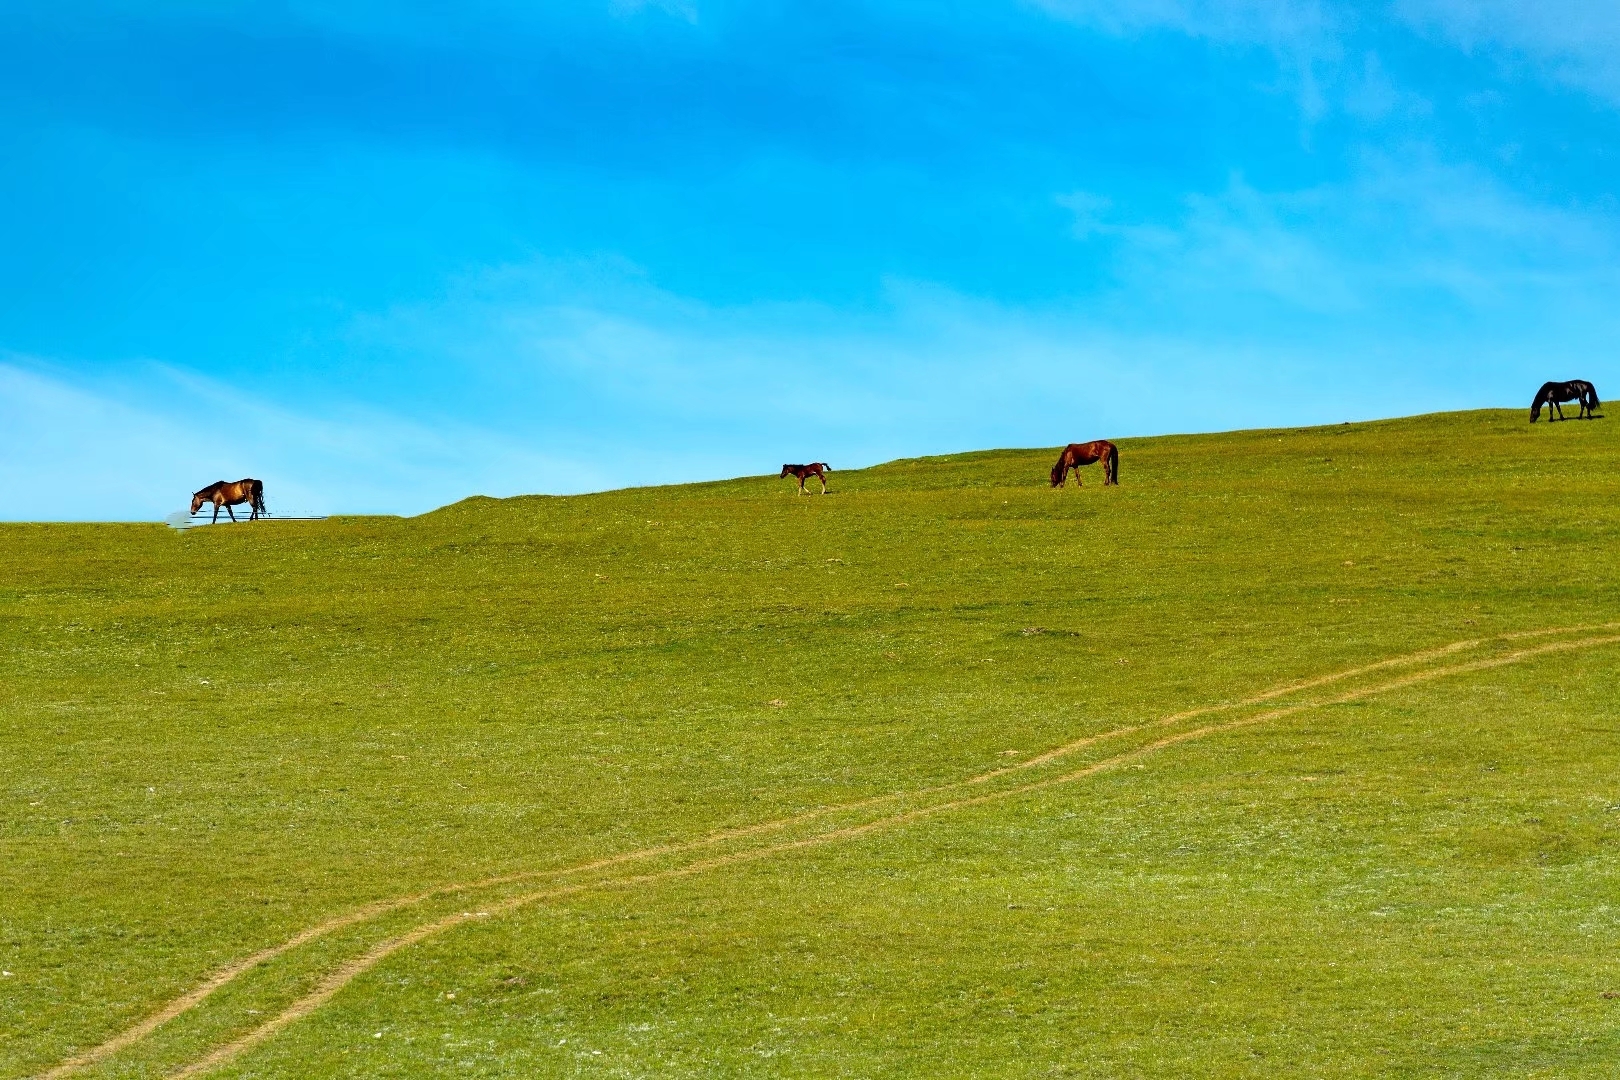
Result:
[4, 409, 1620, 1078]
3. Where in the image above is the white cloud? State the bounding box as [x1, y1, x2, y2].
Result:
[1342, 50, 1431, 121]
[1034, 0, 1620, 111]
[8, 154, 1617, 522]
[292, 158, 1620, 514]
[1031, 0, 1343, 115]
[328, 182, 1620, 483]
[1055, 191, 1115, 238]
[1397, 0, 1620, 103]
[608, 0, 698, 23]
[0, 358, 596, 521]
[1029, 0, 1335, 43]
[1058, 154, 1620, 327]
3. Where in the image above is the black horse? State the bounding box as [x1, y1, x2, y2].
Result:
[1530, 380, 1601, 422]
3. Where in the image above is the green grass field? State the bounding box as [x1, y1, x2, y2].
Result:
[5, 408, 1620, 1078]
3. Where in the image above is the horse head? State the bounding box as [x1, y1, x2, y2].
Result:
[780, 465, 791, 478]
[1049, 460, 1065, 487]
[191, 481, 224, 515]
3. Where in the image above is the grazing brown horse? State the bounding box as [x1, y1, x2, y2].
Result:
[191, 479, 266, 522]
[1530, 380, 1600, 422]
[781, 462, 830, 494]
[1049, 441, 1119, 487]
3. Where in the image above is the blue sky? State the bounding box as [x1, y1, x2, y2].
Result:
[3, 1, 1618, 518]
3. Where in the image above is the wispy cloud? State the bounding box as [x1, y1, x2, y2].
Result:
[6, 137, 1615, 523]
[1030, 0, 1336, 44]
[1055, 191, 1115, 239]
[0, 357, 596, 521]
[1058, 154, 1620, 325]
[3, 2, 1615, 521]
[326, 153, 1620, 490]
[608, 0, 699, 23]
[1031, 0, 1343, 115]
[1397, 0, 1620, 104]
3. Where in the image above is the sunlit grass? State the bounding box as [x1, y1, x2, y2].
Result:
[3, 409, 1620, 1077]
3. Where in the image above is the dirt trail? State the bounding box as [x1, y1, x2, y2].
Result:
[160, 631, 1620, 1078]
[33, 904, 403, 1080]
[34, 624, 1620, 1079]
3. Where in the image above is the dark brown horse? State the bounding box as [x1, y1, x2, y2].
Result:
[1050, 441, 1118, 487]
[191, 479, 266, 522]
[781, 462, 830, 494]
[1530, 380, 1600, 422]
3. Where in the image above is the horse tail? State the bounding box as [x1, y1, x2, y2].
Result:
[1107, 443, 1119, 485]
[1589, 384, 1601, 410]
[252, 480, 266, 515]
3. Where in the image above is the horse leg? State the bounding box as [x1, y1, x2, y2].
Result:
[819, 472, 827, 494]
[226, 504, 237, 522]
[211, 502, 220, 523]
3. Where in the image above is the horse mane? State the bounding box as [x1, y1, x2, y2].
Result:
[1049, 447, 1069, 486]
[1530, 380, 1601, 421]
[1531, 382, 1553, 421]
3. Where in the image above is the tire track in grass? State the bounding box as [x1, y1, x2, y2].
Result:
[29, 905, 407, 1080]
[33, 623, 1618, 1078]
[159, 630, 1620, 1079]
